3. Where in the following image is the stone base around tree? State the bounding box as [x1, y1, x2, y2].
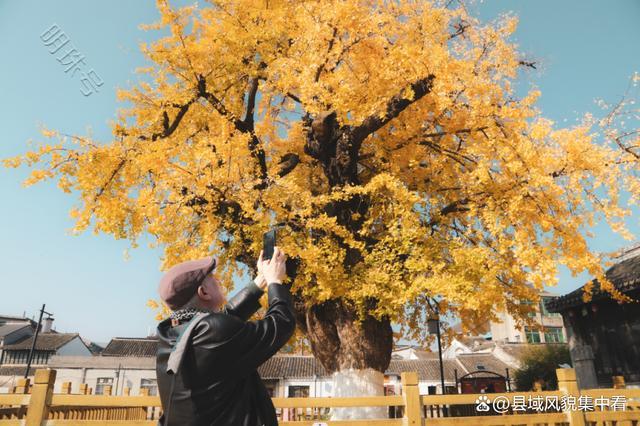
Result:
[329, 368, 388, 420]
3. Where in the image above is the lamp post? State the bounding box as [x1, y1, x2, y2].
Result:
[427, 316, 446, 395]
[25, 304, 53, 378]
[428, 314, 448, 416]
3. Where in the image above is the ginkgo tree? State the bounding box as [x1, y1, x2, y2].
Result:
[6, 0, 639, 416]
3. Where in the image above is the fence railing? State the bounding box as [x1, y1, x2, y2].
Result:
[0, 368, 639, 425]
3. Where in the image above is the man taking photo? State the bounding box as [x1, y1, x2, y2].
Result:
[156, 247, 295, 425]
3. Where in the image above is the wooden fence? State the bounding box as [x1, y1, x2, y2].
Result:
[0, 368, 639, 425]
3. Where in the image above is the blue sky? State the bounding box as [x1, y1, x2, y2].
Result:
[1, 1, 638, 344]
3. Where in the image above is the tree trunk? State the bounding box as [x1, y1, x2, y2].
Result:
[290, 77, 434, 418]
[294, 299, 393, 419]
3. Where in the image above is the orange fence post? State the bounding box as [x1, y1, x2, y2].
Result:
[14, 378, 30, 394]
[25, 369, 56, 426]
[557, 368, 585, 426]
[79, 383, 88, 394]
[62, 382, 72, 394]
[612, 376, 625, 389]
[401, 372, 422, 426]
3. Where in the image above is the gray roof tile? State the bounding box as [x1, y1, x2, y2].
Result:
[1, 333, 78, 351]
[101, 337, 158, 357]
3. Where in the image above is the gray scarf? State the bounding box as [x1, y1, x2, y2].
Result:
[169, 307, 211, 323]
[166, 310, 211, 375]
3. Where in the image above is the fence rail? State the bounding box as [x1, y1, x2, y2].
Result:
[0, 368, 638, 425]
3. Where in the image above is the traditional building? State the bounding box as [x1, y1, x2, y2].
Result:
[0, 315, 36, 366]
[546, 245, 640, 388]
[49, 355, 157, 395]
[0, 332, 92, 392]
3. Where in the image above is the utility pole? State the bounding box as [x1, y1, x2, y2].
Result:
[25, 304, 53, 378]
[428, 307, 448, 417]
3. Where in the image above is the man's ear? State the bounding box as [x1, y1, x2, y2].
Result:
[197, 285, 210, 300]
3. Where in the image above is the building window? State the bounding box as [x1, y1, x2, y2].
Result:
[95, 377, 113, 395]
[540, 298, 561, 317]
[521, 300, 537, 317]
[544, 327, 565, 343]
[140, 378, 158, 396]
[3, 350, 31, 364]
[525, 327, 541, 343]
[287, 385, 309, 398]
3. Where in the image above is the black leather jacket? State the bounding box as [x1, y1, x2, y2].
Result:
[156, 282, 296, 426]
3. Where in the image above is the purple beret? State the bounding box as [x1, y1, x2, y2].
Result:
[158, 257, 217, 310]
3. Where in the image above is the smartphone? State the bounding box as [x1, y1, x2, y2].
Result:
[263, 229, 276, 261]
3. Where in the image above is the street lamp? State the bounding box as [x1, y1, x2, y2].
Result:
[428, 313, 449, 417]
[25, 304, 53, 378]
[427, 315, 446, 396]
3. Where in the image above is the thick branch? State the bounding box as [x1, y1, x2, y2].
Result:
[277, 153, 301, 177]
[197, 75, 245, 130]
[243, 77, 260, 130]
[352, 74, 435, 144]
[137, 98, 197, 142]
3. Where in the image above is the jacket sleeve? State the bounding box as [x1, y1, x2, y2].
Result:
[222, 281, 265, 321]
[223, 283, 296, 376]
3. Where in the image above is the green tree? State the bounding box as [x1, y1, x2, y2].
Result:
[514, 345, 571, 391]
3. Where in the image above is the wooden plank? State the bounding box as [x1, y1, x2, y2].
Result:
[421, 391, 564, 406]
[44, 421, 156, 426]
[272, 396, 404, 408]
[581, 388, 640, 398]
[279, 420, 402, 426]
[50, 395, 160, 408]
[425, 412, 568, 426]
[0, 395, 30, 406]
[0, 421, 24, 426]
[585, 411, 640, 421]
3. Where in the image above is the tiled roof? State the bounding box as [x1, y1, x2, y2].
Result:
[387, 359, 459, 381]
[258, 355, 327, 379]
[1, 333, 78, 351]
[258, 356, 463, 381]
[546, 253, 640, 312]
[0, 315, 35, 323]
[0, 323, 31, 339]
[101, 337, 158, 357]
[455, 353, 510, 378]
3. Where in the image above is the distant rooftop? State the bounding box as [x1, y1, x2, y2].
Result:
[1, 333, 79, 351]
[612, 242, 640, 262]
[547, 249, 640, 312]
[101, 337, 158, 358]
[0, 323, 31, 339]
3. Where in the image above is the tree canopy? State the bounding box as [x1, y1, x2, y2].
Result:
[5, 0, 640, 343]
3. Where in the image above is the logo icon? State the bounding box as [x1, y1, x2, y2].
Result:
[475, 395, 491, 412]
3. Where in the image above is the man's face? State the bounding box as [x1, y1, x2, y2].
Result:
[198, 274, 226, 311]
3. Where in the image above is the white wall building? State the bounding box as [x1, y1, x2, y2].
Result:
[49, 355, 157, 395]
[0, 332, 92, 393]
